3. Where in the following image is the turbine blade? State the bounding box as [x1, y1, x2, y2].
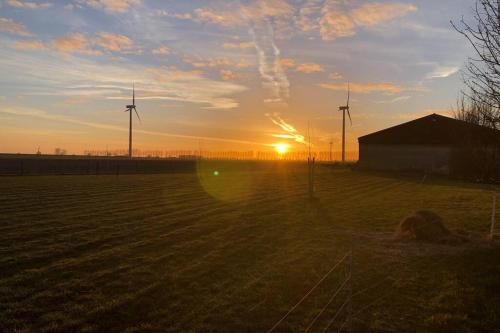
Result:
[134, 107, 141, 123]
[347, 108, 352, 126]
[346, 82, 350, 107]
[132, 82, 135, 105]
[124, 109, 129, 112]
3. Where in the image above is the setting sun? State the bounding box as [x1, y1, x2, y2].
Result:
[274, 143, 289, 154]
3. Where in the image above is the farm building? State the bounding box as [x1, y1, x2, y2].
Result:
[358, 113, 500, 176]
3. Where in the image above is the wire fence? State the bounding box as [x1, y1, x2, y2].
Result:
[267, 252, 350, 332]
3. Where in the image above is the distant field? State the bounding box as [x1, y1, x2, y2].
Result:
[1, 163, 499, 332]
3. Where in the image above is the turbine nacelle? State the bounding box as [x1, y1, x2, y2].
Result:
[126, 105, 136, 109]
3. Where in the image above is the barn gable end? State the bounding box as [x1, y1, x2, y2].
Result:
[357, 114, 500, 175]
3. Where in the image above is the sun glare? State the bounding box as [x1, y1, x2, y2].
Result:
[274, 143, 289, 154]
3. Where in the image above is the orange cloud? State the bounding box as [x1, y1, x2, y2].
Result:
[6, 0, 52, 9]
[295, 0, 321, 32]
[220, 69, 234, 81]
[235, 59, 250, 68]
[277, 58, 295, 68]
[77, 0, 140, 12]
[223, 41, 254, 49]
[94, 32, 132, 52]
[0, 17, 32, 36]
[296, 62, 323, 73]
[319, 82, 403, 94]
[319, 2, 356, 40]
[9, 32, 134, 55]
[183, 56, 230, 68]
[11, 40, 46, 50]
[152, 46, 170, 55]
[241, 0, 294, 22]
[51, 33, 103, 55]
[194, 8, 242, 27]
[319, 1, 417, 40]
[352, 3, 417, 27]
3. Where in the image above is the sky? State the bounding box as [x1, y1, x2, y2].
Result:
[0, 0, 476, 155]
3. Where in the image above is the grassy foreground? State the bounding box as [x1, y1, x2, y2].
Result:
[0, 162, 499, 332]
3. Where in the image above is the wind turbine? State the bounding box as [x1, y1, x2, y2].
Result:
[338, 82, 351, 163]
[125, 83, 141, 159]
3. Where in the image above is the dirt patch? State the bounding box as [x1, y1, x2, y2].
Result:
[396, 210, 467, 244]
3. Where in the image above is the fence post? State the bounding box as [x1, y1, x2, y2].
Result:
[308, 157, 315, 199]
[490, 192, 496, 240]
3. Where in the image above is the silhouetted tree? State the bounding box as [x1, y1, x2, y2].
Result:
[452, 0, 500, 128]
[454, 92, 497, 128]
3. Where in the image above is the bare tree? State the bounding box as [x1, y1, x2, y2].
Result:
[454, 92, 498, 129]
[54, 148, 67, 155]
[451, 0, 500, 128]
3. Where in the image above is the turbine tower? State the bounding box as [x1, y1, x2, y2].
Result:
[338, 82, 352, 163]
[125, 83, 141, 159]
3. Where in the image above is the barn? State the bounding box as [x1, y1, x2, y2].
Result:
[357, 113, 500, 175]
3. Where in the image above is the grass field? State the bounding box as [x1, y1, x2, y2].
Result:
[1, 162, 499, 332]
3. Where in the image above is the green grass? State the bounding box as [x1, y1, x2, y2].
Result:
[0, 163, 499, 332]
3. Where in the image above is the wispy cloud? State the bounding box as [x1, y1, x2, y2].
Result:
[329, 72, 343, 80]
[6, 0, 52, 9]
[249, 21, 289, 104]
[0, 48, 247, 109]
[0, 17, 32, 36]
[156, 10, 192, 20]
[426, 65, 460, 79]
[351, 3, 417, 27]
[10, 32, 137, 55]
[319, 82, 404, 95]
[194, 7, 244, 27]
[51, 33, 103, 55]
[296, 62, 323, 73]
[295, 0, 321, 32]
[266, 113, 306, 145]
[319, 1, 417, 40]
[152, 46, 170, 55]
[94, 32, 133, 52]
[0, 106, 265, 146]
[223, 41, 254, 49]
[76, 0, 140, 13]
[11, 39, 46, 50]
[276, 58, 295, 68]
[375, 95, 412, 104]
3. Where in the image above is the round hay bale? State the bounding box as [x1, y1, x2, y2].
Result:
[396, 210, 451, 242]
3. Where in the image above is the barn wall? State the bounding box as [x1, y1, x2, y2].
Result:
[358, 144, 452, 174]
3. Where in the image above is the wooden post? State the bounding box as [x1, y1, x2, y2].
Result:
[490, 192, 496, 240]
[308, 157, 315, 199]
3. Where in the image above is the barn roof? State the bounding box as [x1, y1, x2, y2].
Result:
[358, 113, 500, 146]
